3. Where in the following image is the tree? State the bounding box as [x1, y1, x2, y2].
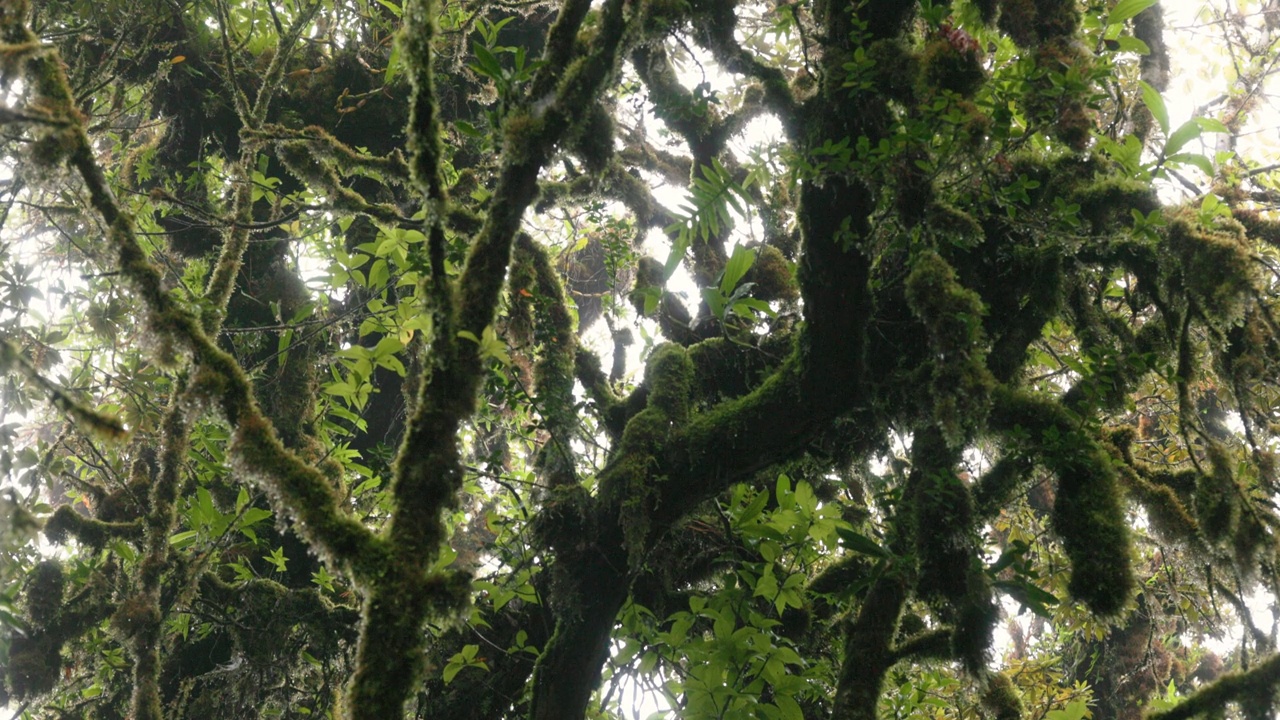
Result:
[2, 0, 1280, 717]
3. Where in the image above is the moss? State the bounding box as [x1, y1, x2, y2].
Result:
[1231, 513, 1268, 576]
[402, 0, 447, 201]
[569, 103, 615, 174]
[30, 128, 78, 168]
[1052, 443, 1133, 615]
[998, 0, 1038, 46]
[514, 235, 579, 487]
[860, 0, 917, 38]
[914, 469, 975, 605]
[232, 412, 389, 585]
[892, 150, 935, 225]
[43, 504, 143, 547]
[1053, 101, 1093, 151]
[866, 39, 919, 103]
[990, 387, 1134, 614]
[974, 454, 1031, 518]
[1165, 216, 1256, 328]
[1124, 467, 1200, 543]
[111, 592, 162, 640]
[1146, 652, 1280, 720]
[905, 250, 995, 446]
[920, 37, 985, 97]
[25, 560, 64, 627]
[5, 629, 61, 698]
[604, 409, 666, 564]
[982, 671, 1025, 720]
[1195, 441, 1240, 544]
[907, 431, 997, 674]
[745, 245, 798, 302]
[597, 345, 696, 563]
[951, 573, 999, 674]
[644, 344, 693, 421]
[1032, 0, 1079, 39]
[1234, 207, 1280, 249]
[1071, 176, 1160, 231]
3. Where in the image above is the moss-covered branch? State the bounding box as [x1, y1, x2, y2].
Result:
[989, 386, 1134, 615]
[1146, 651, 1280, 720]
[512, 234, 578, 488]
[9, 0, 383, 590]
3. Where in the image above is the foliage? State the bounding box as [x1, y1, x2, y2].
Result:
[0, 0, 1279, 719]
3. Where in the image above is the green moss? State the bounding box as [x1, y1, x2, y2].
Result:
[860, 0, 917, 38]
[1235, 207, 1280, 249]
[990, 387, 1134, 614]
[905, 250, 995, 446]
[914, 468, 976, 603]
[569, 103, 615, 174]
[1053, 101, 1093, 152]
[43, 504, 143, 548]
[30, 128, 78, 168]
[1165, 216, 1256, 328]
[25, 560, 64, 627]
[533, 484, 596, 552]
[920, 37, 985, 97]
[1052, 444, 1133, 615]
[974, 454, 1031, 518]
[1032, 0, 1079, 39]
[981, 671, 1025, 720]
[998, 0, 1038, 46]
[1116, 461, 1200, 543]
[644, 344, 693, 420]
[232, 412, 389, 586]
[110, 592, 162, 640]
[745, 245, 798, 302]
[951, 572, 999, 674]
[1195, 440, 1240, 544]
[5, 629, 61, 698]
[866, 39, 919, 103]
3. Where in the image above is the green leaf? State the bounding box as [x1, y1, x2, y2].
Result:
[720, 246, 756, 295]
[375, 0, 402, 17]
[1114, 35, 1150, 54]
[735, 490, 769, 527]
[1046, 700, 1090, 720]
[835, 527, 891, 558]
[383, 41, 401, 86]
[993, 579, 1059, 617]
[662, 230, 689, 279]
[470, 43, 503, 79]
[1140, 81, 1168, 135]
[775, 695, 803, 720]
[701, 287, 727, 320]
[1194, 117, 1230, 133]
[1108, 0, 1157, 25]
[775, 473, 792, 507]
[753, 565, 779, 598]
[1165, 152, 1213, 176]
[1164, 119, 1202, 157]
